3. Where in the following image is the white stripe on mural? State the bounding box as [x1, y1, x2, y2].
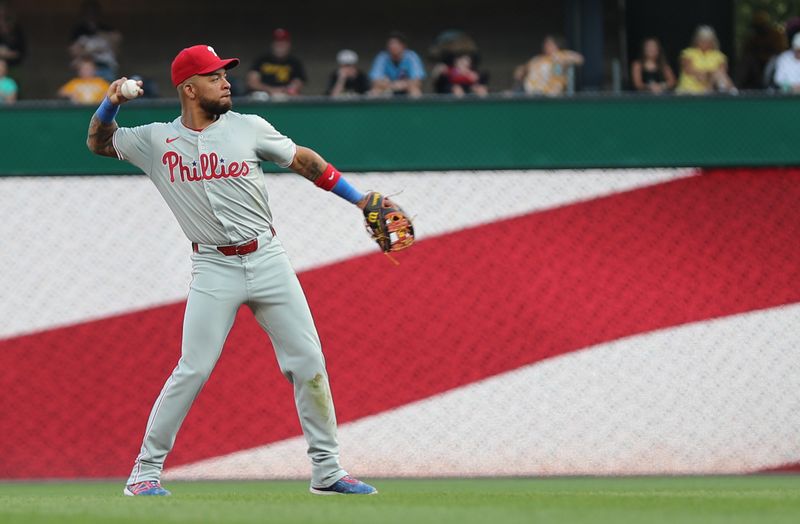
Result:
[0, 169, 693, 338]
[165, 303, 800, 479]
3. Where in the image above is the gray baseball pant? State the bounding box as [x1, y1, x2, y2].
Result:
[126, 231, 346, 488]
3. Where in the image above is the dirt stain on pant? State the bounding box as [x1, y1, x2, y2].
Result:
[308, 373, 334, 424]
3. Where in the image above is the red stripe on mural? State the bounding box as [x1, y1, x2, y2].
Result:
[757, 462, 800, 473]
[1, 168, 799, 478]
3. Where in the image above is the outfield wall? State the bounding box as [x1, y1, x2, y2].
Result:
[1, 168, 799, 479]
[1, 94, 799, 175]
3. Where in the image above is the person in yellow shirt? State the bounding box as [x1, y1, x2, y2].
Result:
[515, 35, 584, 96]
[676, 25, 736, 94]
[58, 58, 110, 104]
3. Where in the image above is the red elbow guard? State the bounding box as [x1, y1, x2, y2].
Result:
[314, 163, 341, 191]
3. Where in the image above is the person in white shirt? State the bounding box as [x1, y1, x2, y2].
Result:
[774, 33, 800, 92]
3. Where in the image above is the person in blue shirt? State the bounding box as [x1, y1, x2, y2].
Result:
[0, 58, 18, 104]
[369, 31, 425, 97]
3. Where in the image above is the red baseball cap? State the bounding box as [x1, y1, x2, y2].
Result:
[171, 45, 239, 87]
[273, 28, 291, 42]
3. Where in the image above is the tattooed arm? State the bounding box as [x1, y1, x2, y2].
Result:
[289, 146, 368, 208]
[86, 116, 119, 158]
[288, 146, 328, 183]
[86, 77, 141, 158]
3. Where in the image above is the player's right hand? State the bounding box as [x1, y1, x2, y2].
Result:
[107, 77, 144, 105]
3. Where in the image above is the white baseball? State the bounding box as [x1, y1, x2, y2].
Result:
[120, 79, 141, 100]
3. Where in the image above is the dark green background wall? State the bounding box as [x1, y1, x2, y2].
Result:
[1, 95, 796, 175]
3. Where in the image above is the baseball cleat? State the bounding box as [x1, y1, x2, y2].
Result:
[123, 480, 171, 496]
[309, 475, 378, 495]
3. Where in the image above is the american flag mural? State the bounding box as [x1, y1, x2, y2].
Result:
[1, 168, 798, 479]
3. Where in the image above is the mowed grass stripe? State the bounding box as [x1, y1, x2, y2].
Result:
[0, 477, 798, 524]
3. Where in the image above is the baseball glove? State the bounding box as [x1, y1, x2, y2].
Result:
[362, 191, 415, 253]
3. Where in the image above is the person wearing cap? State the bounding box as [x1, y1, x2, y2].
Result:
[86, 44, 388, 497]
[246, 28, 306, 98]
[369, 31, 426, 97]
[773, 33, 800, 93]
[326, 49, 370, 97]
[676, 25, 736, 94]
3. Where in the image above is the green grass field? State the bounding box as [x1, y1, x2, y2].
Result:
[1, 477, 798, 524]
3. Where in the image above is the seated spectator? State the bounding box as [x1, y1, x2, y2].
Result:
[369, 31, 425, 97]
[763, 15, 800, 88]
[676, 25, 736, 94]
[433, 53, 488, 97]
[57, 58, 109, 105]
[0, 57, 17, 103]
[69, 0, 121, 82]
[0, 1, 26, 70]
[774, 33, 800, 93]
[326, 49, 370, 97]
[428, 30, 489, 97]
[515, 35, 584, 96]
[247, 28, 306, 99]
[630, 37, 676, 94]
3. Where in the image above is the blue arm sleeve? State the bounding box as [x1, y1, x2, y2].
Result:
[94, 97, 119, 124]
[331, 177, 365, 205]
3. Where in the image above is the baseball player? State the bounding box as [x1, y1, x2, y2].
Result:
[86, 45, 408, 496]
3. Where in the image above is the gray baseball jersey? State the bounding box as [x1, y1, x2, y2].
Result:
[113, 111, 295, 245]
[114, 111, 347, 489]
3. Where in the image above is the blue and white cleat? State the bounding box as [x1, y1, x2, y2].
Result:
[310, 475, 378, 495]
[123, 480, 171, 496]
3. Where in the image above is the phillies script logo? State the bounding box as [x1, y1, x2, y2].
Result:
[162, 151, 249, 183]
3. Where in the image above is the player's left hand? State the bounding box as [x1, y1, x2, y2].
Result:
[361, 191, 415, 253]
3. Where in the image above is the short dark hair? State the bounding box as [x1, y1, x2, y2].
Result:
[388, 31, 408, 45]
[543, 34, 567, 50]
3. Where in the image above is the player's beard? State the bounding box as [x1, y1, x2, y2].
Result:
[198, 94, 232, 116]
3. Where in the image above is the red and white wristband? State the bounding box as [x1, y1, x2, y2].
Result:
[314, 164, 364, 204]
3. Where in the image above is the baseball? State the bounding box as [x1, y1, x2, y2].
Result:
[120, 79, 141, 100]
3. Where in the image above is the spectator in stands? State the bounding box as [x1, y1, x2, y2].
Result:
[774, 33, 800, 93]
[69, 0, 121, 82]
[247, 28, 307, 99]
[514, 35, 584, 96]
[428, 30, 489, 97]
[0, 1, 25, 71]
[57, 57, 109, 105]
[0, 57, 17, 104]
[326, 49, 370, 97]
[737, 10, 786, 89]
[369, 31, 425, 97]
[432, 53, 488, 97]
[630, 37, 676, 94]
[761, 16, 800, 89]
[676, 25, 736, 95]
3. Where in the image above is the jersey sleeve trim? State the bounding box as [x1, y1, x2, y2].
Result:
[277, 142, 297, 169]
